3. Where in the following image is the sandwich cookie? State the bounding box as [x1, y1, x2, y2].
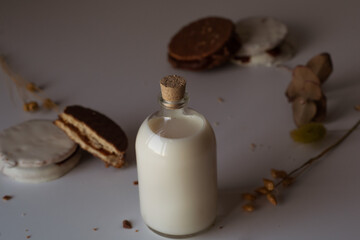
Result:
[168, 16, 241, 70]
[232, 16, 295, 67]
[55, 105, 128, 168]
[0, 120, 80, 183]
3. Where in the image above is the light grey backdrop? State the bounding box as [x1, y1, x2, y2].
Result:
[0, 0, 359, 239]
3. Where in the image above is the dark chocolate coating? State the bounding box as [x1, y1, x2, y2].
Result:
[63, 105, 128, 152]
[168, 21, 240, 70]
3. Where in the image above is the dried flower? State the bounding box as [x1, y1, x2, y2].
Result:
[271, 169, 287, 179]
[285, 53, 332, 127]
[282, 177, 295, 187]
[242, 204, 255, 212]
[42, 98, 56, 110]
[242, 120, 359, 213]
[255, 187, 269, 195]
[0, 55, 59, 113]
[263, 178, 275, 191]
[266, 194, 278, 206]
[286, 66, 322, 102]
[242, 193, 256, 201]
[23, 101, 39, 112]
[290, 122, 326, 143]
[306, 53, 333, 84]
[26, 82, 39, 92]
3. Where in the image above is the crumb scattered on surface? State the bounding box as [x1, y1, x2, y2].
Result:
[219, 226, 224, 229]
[135, 229, 139, 232]
[123, 220, 132, 229]
[217, 97, 224, 103]
[133, 181, 138, 185]
[93, 228, 98, 231]
[26, 235, 31, 239]
[2, 195, 13, 201]
[250, 143, 257, 151]
[355, 105, 360, 111]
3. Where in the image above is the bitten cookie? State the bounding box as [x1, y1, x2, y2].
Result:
[232, 16, 294, 67]
[0, 120, 80, 183]
[168, 16, 240, 70]
[55, 105, 128, 168]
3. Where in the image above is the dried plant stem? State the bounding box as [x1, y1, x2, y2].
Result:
[0, 56, 27, 102]
[0, 55, 59, 113]
[276, 119, 360, 188]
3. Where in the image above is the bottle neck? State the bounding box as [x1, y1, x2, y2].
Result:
[159, 93, 189, 110]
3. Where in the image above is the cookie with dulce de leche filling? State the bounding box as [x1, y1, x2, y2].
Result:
[55, 105, 128, 168]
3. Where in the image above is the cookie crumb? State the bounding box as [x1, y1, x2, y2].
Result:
[133, 181, 138, 185]
[26, 235, 31, 239]
[250, 143, 257, 151]
[217, 97, 224, 103]
[123, 220, 132, 229]
[355, 105, 360, 111]
[2, 195, 13, 201]
[93, 228, 98, 231]
[135, 229, 139, 232]
[219, 226, 224, 229]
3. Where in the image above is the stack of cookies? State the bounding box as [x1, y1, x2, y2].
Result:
[0, 120, 81, 183]
[167, 16, 295, 70]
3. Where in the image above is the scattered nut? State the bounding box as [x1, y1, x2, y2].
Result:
[123, 220, 132, 229]
[2, 195, 13, 201]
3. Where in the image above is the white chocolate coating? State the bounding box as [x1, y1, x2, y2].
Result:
[235, 16, 288, 56]
[232, 40, 295, 67]
[1, 148, 81, 183]
[0, 120, 77, 168]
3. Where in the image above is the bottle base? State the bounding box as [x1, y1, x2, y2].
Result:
[147, 221, 215, 239]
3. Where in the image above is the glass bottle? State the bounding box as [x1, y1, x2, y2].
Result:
[135, 75, 217, 238]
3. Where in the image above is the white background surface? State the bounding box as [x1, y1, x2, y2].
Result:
[0, 0, 360, 239]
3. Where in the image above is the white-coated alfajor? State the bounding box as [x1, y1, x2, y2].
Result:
[232, 16, 295, 67]
[0, 120, 80, 183]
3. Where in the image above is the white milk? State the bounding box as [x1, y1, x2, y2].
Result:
[136, 108, 217, 237]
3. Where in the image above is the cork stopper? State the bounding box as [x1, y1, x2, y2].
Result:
[160, 75, 186, 102]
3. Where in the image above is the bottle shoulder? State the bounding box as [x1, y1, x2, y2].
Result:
[137, 108, 214, 141]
